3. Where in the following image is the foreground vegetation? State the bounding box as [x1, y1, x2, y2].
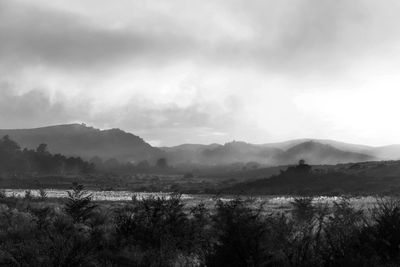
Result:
[2, 185, 400, 266]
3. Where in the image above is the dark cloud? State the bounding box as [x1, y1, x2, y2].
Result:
[1, 0, 399, 73]
[0, 0, 196, 70]
[0, 86, 75, 127]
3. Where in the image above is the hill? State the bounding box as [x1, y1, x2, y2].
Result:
[223, 160, 400, 195]
[160, 143, 221, 165]
[372, 145, 400, 160]
[261, 138, 373, 153]
[162, 140, 375, 166]
[280, 141, 374, 164]
[1, 123, 399, 167]
[0, 124, 162, 163]
[200, 141, 284, 165]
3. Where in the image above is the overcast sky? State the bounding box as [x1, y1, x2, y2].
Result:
[1, 0, 400, 146]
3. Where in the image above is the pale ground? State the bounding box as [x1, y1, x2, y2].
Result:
[3, 189, 385, 213]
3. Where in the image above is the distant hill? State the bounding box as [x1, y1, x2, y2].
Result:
[1, 123, 400, 166]
[0, 124, 162, 163]
[262, 139, 400, 161]
[162, 140, 375, 166]
[161, 141, 286, 165]
[160, 143, 221, 165]
[279, 141, 374, 165]
[262, 138, 373, 153]
[372, 145, 400, 160]
[200, 141, 284, 165]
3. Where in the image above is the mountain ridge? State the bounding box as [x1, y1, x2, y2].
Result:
[0, 123, 163, 163]
[1, 123, 399, 165]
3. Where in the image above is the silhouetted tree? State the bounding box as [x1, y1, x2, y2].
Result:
[89, 156, 103, 168]
[36, 143, 49, 154]
[291, 197, 315, 222]
[156, 158, 168, 169]
[65, 183, 97, 223]
[0, 136, 94, 175]
[137, 160, 150, 170]
[0, 135, 20, 153]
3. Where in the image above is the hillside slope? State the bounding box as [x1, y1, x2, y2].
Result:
[0, 124, 162, 162]
[280, 141, 374, 164]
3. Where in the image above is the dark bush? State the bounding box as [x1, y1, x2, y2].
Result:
[290, 197, 315, 222]
[113, 193, 193, 266]
[65, 183, 97, 223]
[371, 198, 400, 262]
[205, 198, 270, 267]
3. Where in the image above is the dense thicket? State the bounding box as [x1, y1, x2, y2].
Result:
[0, 135, 94, 174]
[1, 186, 400, 266]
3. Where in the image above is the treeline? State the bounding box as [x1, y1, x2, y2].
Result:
[2, 186, 400, 266]
[0, 135, 94, 175]
[90, 156, 173, 174]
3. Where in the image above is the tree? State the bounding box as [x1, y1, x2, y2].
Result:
[65, 183, 97, 223]
[0, 135, 22, 172]
[137, 160, 150, 170]
[89, 156, 103, 168]
[206, 198, 268, 267]
[156, 158, 168, 169]
[290, 197, 315, 222]
[103, 158, 120, 169]
[0, 135, 20, 154]
[296, 159, 312, 173]
[36, 143, 49, 154]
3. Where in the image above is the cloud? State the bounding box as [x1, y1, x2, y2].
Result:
[2, 0, 400, 145]
[0, 0, 197, 71]
[87, 93, 252, 145]
[0, 85, 253, 145]
[0, 86, 72, 127]
[2, 0, 400, 74]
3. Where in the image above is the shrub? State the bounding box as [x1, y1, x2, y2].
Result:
[65, 183, 97, 223]
[114, 193, 192, 266]
[24, 190, 33, 200]
[3, 191, 400, 266]
[38, 188, 48, 200]
[205, 198, 270, 267]
[290, 197, 315, 222]
[318, 198, 371, 266]
[371, 198, 400, 262]
[0, 189, 6, 199]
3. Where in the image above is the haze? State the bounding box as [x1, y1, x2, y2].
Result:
[1, 0, 400, 146]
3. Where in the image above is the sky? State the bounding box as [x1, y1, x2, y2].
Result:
[1, 0, 400, 146]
